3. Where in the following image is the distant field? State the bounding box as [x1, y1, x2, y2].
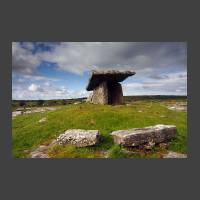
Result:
[12, 95, 187, 110]
[12, 96, 187, 158]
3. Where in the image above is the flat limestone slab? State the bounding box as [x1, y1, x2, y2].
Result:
[86, 70, 135, 91]
[110, 124, 177, 147]
[53, 129, 100, 147]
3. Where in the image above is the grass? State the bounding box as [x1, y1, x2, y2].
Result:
[12, 99, 187, 158]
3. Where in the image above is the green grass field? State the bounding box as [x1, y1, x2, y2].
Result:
[12, 99, 187, 158]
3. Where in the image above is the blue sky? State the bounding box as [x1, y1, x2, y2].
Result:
[12, 42, 187, 100]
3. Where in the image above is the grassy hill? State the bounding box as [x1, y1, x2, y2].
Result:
[12, 97, 187, 158]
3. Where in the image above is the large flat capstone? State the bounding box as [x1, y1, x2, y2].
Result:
[110, 124, 177, 147]
[86, 70, 135, 91]
[53, 129, 100, 147]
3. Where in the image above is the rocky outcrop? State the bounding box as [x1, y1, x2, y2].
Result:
[52, 129, 100, 147]
[110, 124, 177, 147]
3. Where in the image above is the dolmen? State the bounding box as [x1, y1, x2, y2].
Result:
[110, 124, 177, 147]
[86, 70, 136, 105]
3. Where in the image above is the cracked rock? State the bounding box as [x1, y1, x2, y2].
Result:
[110, 124, 177, 147]
[53, 129, 100, 147]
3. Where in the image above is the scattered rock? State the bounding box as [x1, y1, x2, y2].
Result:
[162, 151, 187, 158]
[167, 102, 187, 112]
[16, 107, 25, 111]
[29, 145, 49, 158]
[38, 117, 47, 123]
[53, 129, 100, 147]
[12, 107, 58, 118]
[74, 101, 81, 105]
[110, 124, 177, 147]
[12, 111, 22, 118]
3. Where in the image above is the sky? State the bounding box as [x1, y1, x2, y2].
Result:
[12, 42, 187, 100]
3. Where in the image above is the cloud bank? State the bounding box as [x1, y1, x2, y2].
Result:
[12, 42, 187, 100]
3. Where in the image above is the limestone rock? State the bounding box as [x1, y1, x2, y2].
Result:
[16, 107, 25, 111]
[91, 81, 108, 104]
[86, 93, 93, 102]
[86, 70, 136, 91]
[53, 129, 100, 147]
[12, 111, 22, 118]
[38, 117, 47, 123]
[110, 124, 177, 147]
[29, 145, 49, 158]
[74, 101, 81, 105]
[86, 70, 135, 105]
[163, 151, 187, 158]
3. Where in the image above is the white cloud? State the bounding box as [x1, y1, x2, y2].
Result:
[123, 72, 187, 96]
[28, 84, 40, 92]
[12, 42, 187, 99]
[12, 42, 187, 76]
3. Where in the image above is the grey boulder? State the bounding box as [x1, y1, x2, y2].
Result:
[53, 129, 100, 147]
[110, 124, 177, 147]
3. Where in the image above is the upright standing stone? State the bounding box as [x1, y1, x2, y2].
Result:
[92, 81, 108, 104]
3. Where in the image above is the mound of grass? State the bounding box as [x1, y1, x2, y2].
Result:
[12, 100, 187, 158]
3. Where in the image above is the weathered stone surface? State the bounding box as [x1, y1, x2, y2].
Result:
[86, 70, 135, 105]
[107, 82, 124, 105]
[30, 145, 49, 158]
[163, 151, 187, 158]
[110, 124, 177, 147]
[86, 93, 93, 102]
[53, 129, 100, 147]
[86, 70, 135, 91]
[91, 81, 108, 104]
[16, 107, 25, 111]
[87, 81, 124, 105]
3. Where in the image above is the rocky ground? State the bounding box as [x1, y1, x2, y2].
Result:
[13, 101, 187, 158]
[29, 143, 187, 158]
[166, 102, 187, 112]
[28, 127, 187, 159]
[12, 107, 58, 118]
